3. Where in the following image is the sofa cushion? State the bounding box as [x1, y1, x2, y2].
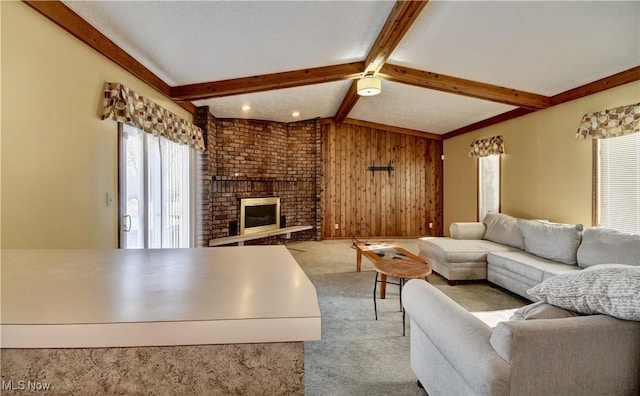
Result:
[418, 237, 516, 264]
[576, 227, 640, 269]
[483, 212, 525, 250]
[542, 263, 586, 280]
[488, 251, 581, 284]
[527, 267, 640, 321]
[510, 301, 581, 321]
[517, 220, 583, 265]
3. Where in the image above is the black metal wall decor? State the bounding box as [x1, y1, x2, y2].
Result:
[367, 161, 394, 176]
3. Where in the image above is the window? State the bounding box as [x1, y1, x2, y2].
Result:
[120, 124, 194, 248]
[597, 133, 640, 234]
[478, 154, 500, 221]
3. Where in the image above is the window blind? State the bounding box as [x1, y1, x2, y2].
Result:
[478, 154, 500, 221]
[599, 133, 640, 234]
[121, 124, 192, 249]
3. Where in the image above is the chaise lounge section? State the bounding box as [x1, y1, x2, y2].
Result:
[417, 220, 518, 285]
[418, 212, 640, 299]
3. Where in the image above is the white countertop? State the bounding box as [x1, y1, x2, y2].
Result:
[1, 246, 321, 348]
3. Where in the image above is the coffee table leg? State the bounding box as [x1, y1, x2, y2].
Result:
[356, 250, 362, 272]
[399, 277, 403, 311]
[380, 274, 387, 299]
[373, 272, 378, 320]
[400, 278, 406, 336]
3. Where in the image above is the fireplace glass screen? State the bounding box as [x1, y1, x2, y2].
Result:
[245, 205, 277, 228]
[240, 197, 280, 235]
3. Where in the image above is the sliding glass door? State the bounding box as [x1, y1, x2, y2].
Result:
[120, 124, 193, 248]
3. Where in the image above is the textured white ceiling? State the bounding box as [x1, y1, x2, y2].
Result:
[63, 1, 640, 135]
[195, 80, 353, 123]
[391, 1, 640, 96]
[64, 1, 395, 85]
[350, 80, 516, 134]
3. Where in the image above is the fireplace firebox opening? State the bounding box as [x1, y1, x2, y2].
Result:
[240, 197, 280, 235]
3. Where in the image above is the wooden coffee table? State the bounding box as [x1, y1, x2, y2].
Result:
[353, 241, 429, 299]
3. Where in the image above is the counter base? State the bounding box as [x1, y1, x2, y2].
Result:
[1, 342, 303, 395]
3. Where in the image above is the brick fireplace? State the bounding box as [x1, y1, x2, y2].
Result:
[194, 108, 322, 246]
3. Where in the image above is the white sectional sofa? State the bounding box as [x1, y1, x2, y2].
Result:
[418, 212, 640, 299]
[406, 213, 640, 395]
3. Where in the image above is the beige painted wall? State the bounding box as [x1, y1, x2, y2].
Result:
[444, 81, 640, 235]
[1, 2, 192, 248]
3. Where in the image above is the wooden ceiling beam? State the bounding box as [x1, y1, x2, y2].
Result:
[334, 0, 429, 123]
[334, 82, 360, 124]
[551, 66, 640, 106]
[443, 108, 536, 139]
[170, 62, 364, 101]
[380, 64, 551, 110]
[443, 67, 640, 139]
[364, 1, 429, 75]
[23, 0, 196, 114]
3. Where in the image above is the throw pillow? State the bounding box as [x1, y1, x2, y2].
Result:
[483, 212, 525, 250]
[527, 267, 640, 321]
[517, 220, 583, 265]
[576, 227, 640, 269]
[510, 301, 581, 321]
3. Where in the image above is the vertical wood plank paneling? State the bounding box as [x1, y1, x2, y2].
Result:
[409, 135, 417, 236]
[323, 124, 330, 237]
[350, 125, 357, 236]
[375, 129, 383, 235]
[407, 136, 417, 235]
[353, 126, 361, 237]
[364, 127, 372, 237]
[322, 122, 443, 238]
[339, 126, 347, 234]
[418, 138, 427, 235]
[327, 123, 337, 237]
[381, 131, 390, 236]
[389, 133, 398, 235]
[359, 127, 367, 237]
[400, 134, 407, 236]
[430, 139, 439, 235]
[432, 139, 439, 233]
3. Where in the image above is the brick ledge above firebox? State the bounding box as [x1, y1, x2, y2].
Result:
[213, 175, 299, 182]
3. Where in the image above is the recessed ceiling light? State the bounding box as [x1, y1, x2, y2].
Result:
[241, 105, 251, 111]
[292, 111, 300, 117]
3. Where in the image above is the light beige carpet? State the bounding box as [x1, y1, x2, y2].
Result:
[288, 239, 528, 396]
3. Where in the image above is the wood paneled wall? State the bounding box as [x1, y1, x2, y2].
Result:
[322, 122, 443, 238]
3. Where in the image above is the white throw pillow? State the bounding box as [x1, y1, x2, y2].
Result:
[483, 212, 525, 250]
[527, 267, 640, 321]
[517, 220, 583, 265]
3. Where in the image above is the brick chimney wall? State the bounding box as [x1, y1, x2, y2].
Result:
[196, 113, 322, 246]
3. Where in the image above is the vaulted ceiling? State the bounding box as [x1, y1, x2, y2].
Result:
[31, 1, 640, 138]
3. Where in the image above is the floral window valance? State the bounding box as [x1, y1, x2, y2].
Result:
[101, 82, 205, 151]
[576, 102, 640, 140]
[469, 135, 505, 158]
